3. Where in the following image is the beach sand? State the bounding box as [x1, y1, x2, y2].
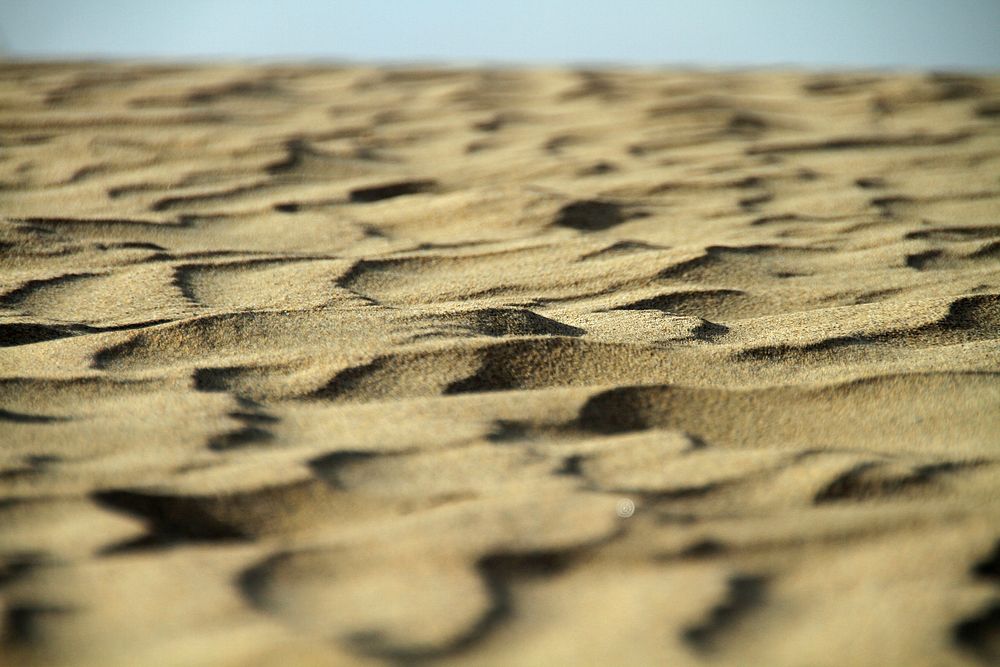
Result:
[1, 62, 998, 666]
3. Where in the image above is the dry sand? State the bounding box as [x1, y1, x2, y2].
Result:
[0, 62, 999, 666]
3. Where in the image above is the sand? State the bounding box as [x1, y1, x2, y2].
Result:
[0, 62, 998, 666]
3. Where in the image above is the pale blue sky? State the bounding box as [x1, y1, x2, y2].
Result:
[1, 0, 997, 70]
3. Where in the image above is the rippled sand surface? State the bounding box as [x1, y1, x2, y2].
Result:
[1, 62, 999, 666]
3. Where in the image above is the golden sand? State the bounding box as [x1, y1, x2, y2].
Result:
[1, 62, 999, 666]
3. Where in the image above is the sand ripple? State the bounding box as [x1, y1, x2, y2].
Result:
[1, 63, 999, 666]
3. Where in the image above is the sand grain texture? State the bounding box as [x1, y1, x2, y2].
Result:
[1, 63, 999, 666]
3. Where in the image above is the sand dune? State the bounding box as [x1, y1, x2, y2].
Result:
[1, 62, 999, 666]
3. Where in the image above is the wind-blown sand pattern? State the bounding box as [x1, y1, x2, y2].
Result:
[1, 62, 999, 666]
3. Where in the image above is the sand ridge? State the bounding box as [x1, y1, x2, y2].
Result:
[1, 62, 999, 666]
